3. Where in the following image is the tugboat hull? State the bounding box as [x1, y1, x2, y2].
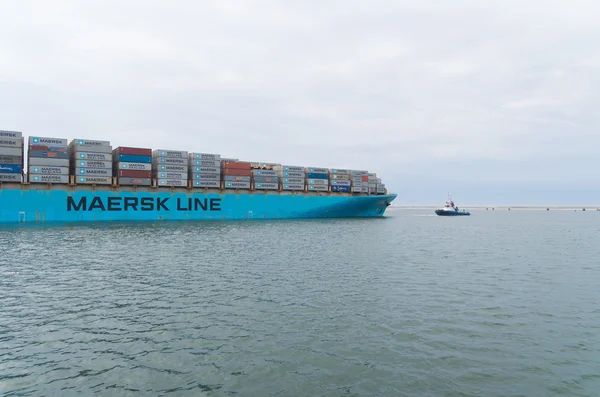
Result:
[435, 209, 470, 216]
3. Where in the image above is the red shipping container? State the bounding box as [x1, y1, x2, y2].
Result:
[29, 145, 49, 151]
[361, 176, 368, 182]
[223, 169, 252, 176]
[118, 170, 152, 178]
[117, 147, 152, 156]
[222, 161, 251, 170]
[29, 145, 67, 152]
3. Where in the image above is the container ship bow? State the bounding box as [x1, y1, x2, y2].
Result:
[0, 130, 397, 224]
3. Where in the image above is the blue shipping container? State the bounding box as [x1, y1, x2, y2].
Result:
[119, 154, 152, 163]
[306, 173, 329, 179]
[331, 185, 351, 192]
[0, 164, 22, 173]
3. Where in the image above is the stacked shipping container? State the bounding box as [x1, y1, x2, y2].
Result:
[153, 149, 189, 187]
[113, 147, 153, 186]
[275, 165, 305, 191]
[252, 163, 279, 191]
[351, 170, 370, 193]
[190, 153, 221, 188]
[28, 136, 69, 184]
[222, 161, 251, 189]
[305, 167, 329, 192]
[70, 139, 113, 185]
[0, 130, 23, 183]
[328, 169, 352, 193]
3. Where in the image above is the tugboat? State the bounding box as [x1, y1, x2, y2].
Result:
[435, 192, 470, 216]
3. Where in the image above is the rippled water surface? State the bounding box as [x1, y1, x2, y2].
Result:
[1, 209, 600, 396]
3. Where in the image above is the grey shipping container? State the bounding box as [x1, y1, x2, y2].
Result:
[223, 175, 251, 182]
[306, 167, 329, 173]
[368, 173, 377, 177]
[28, 150, 69, 159]
[30, 174, 69, 184]
[117, 162, 152, 171]
[0, 147, 22, 156]
[280, 177, 304, 184]
[330, 174, 351, 180]
[252, 169, 277, 176]
[28, 157, 69, 167]
[192, 173, 221, 181]
[189, 159, 221, 167]
[29, 166, 69, 175]
[190, 166, 219, 174]
[282, 183, 304, 191]
[31, 174, 62, 184]
[70, 138, 111, 146]
[220, 158, 239, 162]
[376, 188, 386, 194]
[189, 152, 221, 160]
[278, 171, 304, 178]
[74, 152, 112, 161]
[192, 180, 220, 188]
[157, 179, 188, 187]
[307, 185, 328, 192]
[75, 168, 112, 176]
[225, 181, 250, 189]
[153, 157, 187, 165]
[254, 183, 278, 190]
[70, 143, 113, 153]
[118, 178, 152, 186]
[0, 173, 21, 182]
[307, 179, 328, 186]
[352, 170, 369, 176]
[330, 180, 351, 186]
[0, 155, 22, 165]
[0, 139, 22, 148]
[277, 165, 304, 172]
[76, 176, 112, 185]
[158, 172, 187, 179]
[330, 169, 351, 174]
[253, 176, 279, 183]
[156, 164, 188, 172]
[29, 137, 68, 146]
[0, 130, 22, 139]
[153, 149, 188, 158]
[75, 160, 112, 169]
[353, 186, 368, 193]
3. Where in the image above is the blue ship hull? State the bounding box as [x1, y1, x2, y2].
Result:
[0, 184, 397, 224]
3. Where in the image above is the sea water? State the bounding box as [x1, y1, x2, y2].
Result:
[1, 209, 599, 396]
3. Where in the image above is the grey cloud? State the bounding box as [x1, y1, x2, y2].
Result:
[1, 0, 599, 203]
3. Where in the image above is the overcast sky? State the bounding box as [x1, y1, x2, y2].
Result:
[1, 0, 598, 205]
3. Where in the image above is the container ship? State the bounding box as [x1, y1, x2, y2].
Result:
[0, 130, 397, 224]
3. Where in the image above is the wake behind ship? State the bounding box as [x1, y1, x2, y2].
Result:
[0, 130, 396, 224]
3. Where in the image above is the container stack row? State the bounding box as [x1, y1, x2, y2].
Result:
[0, 130, 23, 183]
[114, 146, 153, 186]
[328, 169, 352, 193]
[70, 139, 113, 185]
[252, 162, 279, 191]
[153, 149, 188, 187]
[276, 165, 305, 191]
[223, 161, 251, 189]
[352, 170, 369, 193]
[0, 131, 390, 194]
[305, 167, 329, 192]
[27, 136, 69, 184]
[190, 153, 221, 188]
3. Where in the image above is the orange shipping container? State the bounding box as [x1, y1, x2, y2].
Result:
[223, 169, 252, 176]
[222, 161, 251, 170]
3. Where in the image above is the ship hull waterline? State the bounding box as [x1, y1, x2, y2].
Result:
[0, 184, 397, 224]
